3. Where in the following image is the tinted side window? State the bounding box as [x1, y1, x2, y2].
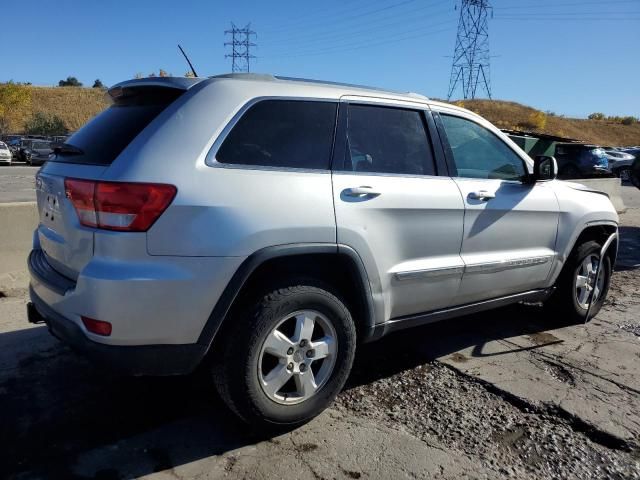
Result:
[344, 104, 435, 176]
[217, 100, 337, 169]
[440, 114, 526, 181]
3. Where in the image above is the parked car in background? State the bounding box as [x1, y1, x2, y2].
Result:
[25, 140, 52, 166]
[604, 148, 636, 182]
[0, 141, 12, 165]
[16, 138, 33, 162]
[629, 151, 640, 189]
[554, 143, 611, 179]
[7, 139, 21, 160]
[27, 74, 619, 428]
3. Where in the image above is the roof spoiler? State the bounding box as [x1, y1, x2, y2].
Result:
[107, 77, 204, 99]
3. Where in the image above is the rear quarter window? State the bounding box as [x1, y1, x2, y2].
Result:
[50, 87, 183, 165]
[216, 99, 337, 170]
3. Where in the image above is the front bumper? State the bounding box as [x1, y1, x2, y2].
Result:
[28, 286, 207, 375]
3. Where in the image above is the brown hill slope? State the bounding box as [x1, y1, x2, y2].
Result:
[4, 86, 108, 133]
[5, 86, 640, 146]
[459, 99, 640, 147]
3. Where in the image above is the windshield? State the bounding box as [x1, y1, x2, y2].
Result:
[32, 142, 51, 150]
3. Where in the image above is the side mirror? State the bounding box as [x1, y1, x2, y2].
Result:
[532, 155, 557, 182]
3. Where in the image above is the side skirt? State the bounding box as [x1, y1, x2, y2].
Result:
[371, 288, 554, 338]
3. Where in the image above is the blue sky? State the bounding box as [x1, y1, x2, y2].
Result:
[1, 0, 639, 118]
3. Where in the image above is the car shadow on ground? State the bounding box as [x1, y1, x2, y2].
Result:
[0, 302, 576, 479]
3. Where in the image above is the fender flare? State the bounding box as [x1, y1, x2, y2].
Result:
[196, 243, 381, 350]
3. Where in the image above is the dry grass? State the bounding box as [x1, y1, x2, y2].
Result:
[7, 87, 640, 147]
[7, 86, 109, 133]
[458, 99, 640, 147]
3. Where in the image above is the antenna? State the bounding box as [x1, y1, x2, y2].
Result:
[447, 0, 493, 100]
[178, 44, 198, 77]
[224, 23, 257, 73]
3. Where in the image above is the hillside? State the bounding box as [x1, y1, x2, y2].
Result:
[458, 99, 640, 147]
[3, 85, 640, 146]
[4, 86, 108, 133]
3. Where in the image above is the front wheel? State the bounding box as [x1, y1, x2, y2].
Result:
[545, 240, 612, 322]
[212, 282, 356, 428]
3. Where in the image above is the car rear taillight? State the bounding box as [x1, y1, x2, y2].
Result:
[81, 316, 112, 336]
[65, 179, 176, 232]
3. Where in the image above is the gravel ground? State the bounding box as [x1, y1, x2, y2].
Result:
[336, 363, 638, 479]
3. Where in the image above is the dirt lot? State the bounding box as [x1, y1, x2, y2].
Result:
[1, 193, 639, 479]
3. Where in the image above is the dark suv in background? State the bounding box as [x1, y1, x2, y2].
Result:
[554, 143, 611, 179]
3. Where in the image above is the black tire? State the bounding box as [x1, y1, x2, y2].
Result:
[545, 240, 611, 323]
[212, 281, 356, 429]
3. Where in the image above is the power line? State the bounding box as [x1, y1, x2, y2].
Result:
[263, 25, 455, 59]
[261, 1, 451, 47]
[263, 9, 454, 55]
[258, 0, 388, 32]
[261, 0, 422, 35]
[448, 0, 493, 100]
[224, 23, 257, 73]
[494, 0, 639, 9]
[495, 17, 640, 21]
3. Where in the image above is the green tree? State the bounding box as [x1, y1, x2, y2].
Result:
[621, 116, 638, 126]
[58, 76, 83, 87]
[24, 112, 67, 136]
[588, 112, 605, 121]
[92, 79, 105, 89]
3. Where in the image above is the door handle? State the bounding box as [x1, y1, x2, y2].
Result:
[468, 190, 496, 201]
[343, 186, 381, 198]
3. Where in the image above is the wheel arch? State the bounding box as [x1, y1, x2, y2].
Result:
[550, 222, 618, 286]
[197, 243, 380, 354]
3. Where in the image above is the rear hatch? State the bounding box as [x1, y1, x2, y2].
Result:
[36, 81, 190, 280]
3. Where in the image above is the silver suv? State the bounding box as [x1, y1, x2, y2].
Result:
[27, 74, 619, 427]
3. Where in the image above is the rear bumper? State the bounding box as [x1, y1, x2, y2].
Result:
[27, 247, 244, 374]
[28, 286, 207, 375]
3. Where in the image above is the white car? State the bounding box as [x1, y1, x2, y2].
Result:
[0, 141, 12, 165]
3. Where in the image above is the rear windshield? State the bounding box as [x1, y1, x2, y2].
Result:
[50, 87, 183, 165]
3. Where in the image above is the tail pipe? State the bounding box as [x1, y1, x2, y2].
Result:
[585, 231, 618, 323]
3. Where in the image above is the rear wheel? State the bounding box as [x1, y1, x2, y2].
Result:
[545, 240, 611, 322]
[212, 282, 356, 428]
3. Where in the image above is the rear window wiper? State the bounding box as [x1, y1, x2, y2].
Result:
[53, 143, 84, 155]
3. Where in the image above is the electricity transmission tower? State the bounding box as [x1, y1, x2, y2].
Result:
[447, 0, 493, 100]
[225, 23, 257, 73]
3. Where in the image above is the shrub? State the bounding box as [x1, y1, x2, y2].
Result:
[518, 110, 547, 130]
[621, 116, 638, 126]
[24, 112, 67, 136]
[92, 79, 105, 89]
[588, 112, 605, 121]
[58, 76, 82, 87]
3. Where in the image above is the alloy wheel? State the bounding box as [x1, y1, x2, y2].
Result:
[258, 309, 337, 405]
